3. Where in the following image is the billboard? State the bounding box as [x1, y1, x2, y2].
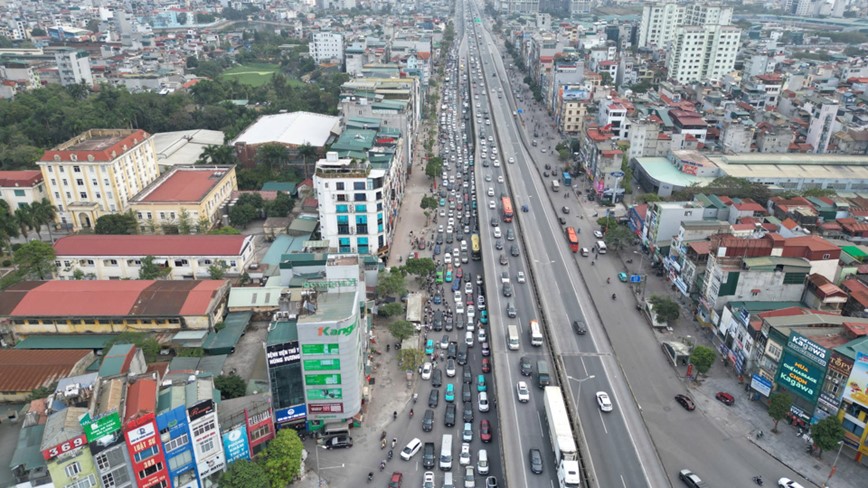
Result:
[776, 350, 825, 403]
[787, 332, 829, 368]
[309, 403, 344, 414]
[81, 411, 121, 442]
[222, 426, 251, 464]
[267, 341, 301, 367]
[302, 343, 340, 355]
[305, 373, 342, 386]
[843, 352, 868, 405]
[275, 404, 307, 424]
[42, 434, 87, 460]
[303, 358, 341, 371]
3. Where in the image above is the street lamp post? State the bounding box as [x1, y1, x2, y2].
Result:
[567, 374, 596, 404]
[823, 441, 845, 488]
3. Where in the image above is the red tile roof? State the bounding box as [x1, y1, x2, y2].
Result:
[54, 235, 249, 257]
[0, 349, 92, 392]
[0, 170, 43, 187]
[139, 168, 228, 203]
[124, 378, 158, 422]
[40, 130, 150, 163]
[0, 280, 226, 317]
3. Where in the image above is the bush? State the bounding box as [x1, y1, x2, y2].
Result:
[2, 260, 11, 267]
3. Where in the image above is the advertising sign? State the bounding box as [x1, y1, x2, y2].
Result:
[126, 421, 156, 445]
[304, 359, 341, 371]
[222, 426, 251, 464]
[316, 322, 356, 337]
[751, 374, 773, 397]
[787, 332, 829, 368]
[267, 341, 301, 367]
[305, 373, 342, 386]
[302, 343, 340, 355]
[308, 388, 343, 400]
[776, 350, 825, 403]
[42, 434, 87, 460]
[843, 352, 868, 405]
[828, 354, 853, 378]
[188, 399, 215, 422]
[274, 404, 307, 424]
[82, 411, 121, 442]
[309, 403, 345, 414]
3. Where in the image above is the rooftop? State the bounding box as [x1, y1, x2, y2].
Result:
[133, 166, 234, 203]
[298, 289, 358, 324]
[124, 378, 157, 423]
[0, 170, 42, 187]
[41, 407, 88, 452]
[0, 349, 93, 392]
[709, 153, 868, 181]
[39, 129, 151, 163]
[54, 234, 251, 257]
[232, 112, 341, 147]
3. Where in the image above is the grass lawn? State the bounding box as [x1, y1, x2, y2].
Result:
[220, 63, 304, 88]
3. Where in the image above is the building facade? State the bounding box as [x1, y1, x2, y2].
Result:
[156, 385, 199, 488]
[37, 129, 159, 231]
[54, 49, 93, 87]
[309, 32, 344, 64]
[0, 170, 46, 210]
[667, 24, 741, 83]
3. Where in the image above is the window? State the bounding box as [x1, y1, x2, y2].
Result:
[65, 462, 82, 477]
[250, 424, 272, 441]
[353, 181, 365, 190]
[144, 480, 168, 488]
[14, 189, 24, 197]
[138, 462, 163, 479]
[101, 467, 130, 488]
[134, 445, 159, 463]
[168, 449, 193, 471]
[336, 182, 345, 190]
[354, 193, 366, 202]
[200, 437, 216, 453]
[192, 419, 215, 437]
[166, 434, 190, 452]
[65, 474, 97, 488]
[249, 411, 271, 425]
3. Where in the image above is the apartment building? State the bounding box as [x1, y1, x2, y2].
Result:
[309, 32, 344, 64]
[667, 24, 741, 83]
[0, 170, 46, 210]
[54, 48, 93, 87]
[639, 1, 733, 48]
[37, 129, 159, 231]
[806, 97, 840, 154]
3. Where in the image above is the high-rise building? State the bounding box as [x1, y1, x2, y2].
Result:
[54, 49, 93, 87]
[806, 97, 840, 154]
[638, 1, 735, 49]
[309, 32, 344, 64]
[667, 24, 741, 83]
[500, 0, 540, 15]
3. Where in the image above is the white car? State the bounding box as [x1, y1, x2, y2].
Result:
[484, 174, 492, 182]
[423, 471, 435, 488]
[593, 230, 604, 239]
[493, 227, 502, 239]
[508, 157, 515, 164]
[464, 465, 476, 488]
[422, 362, 433, 380]
[596, 392, 613, 412]
[497, 175, 503, 183]
[517, 271, 526, 283]
[467, 305, 476, 319]
[516, 381, 530, 402]
[477, 328, 486, 343]
[448, 218, 455, 227]
[446, 359, 457, 377]
[487, 187, 494, 196]
[456, 302, 465, 314]
[444, 254, 452, 265]
[465, 282, 473, 294]
[478, 391, 490, 412]
[777, 478, 805, 488]
[400, 438, 422, 460]
[489, 200, 496, 209]
[459, 443, 472, 466]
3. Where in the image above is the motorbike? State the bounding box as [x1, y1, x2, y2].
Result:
[368, 473, 374, 483]
[752, 476, 764, 486]
[611, 293, 616, 300]
[387, 449, 393, 461]
[379, 461, 386, 472]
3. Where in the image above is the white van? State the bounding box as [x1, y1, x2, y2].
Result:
[443, 472, 454, 488]
[507, 325, 520, 351]
[529, 320, 543, 347]
[595, 240, 607, 254]
[477, 449, 489, 475]
[440, 434, 453, 471]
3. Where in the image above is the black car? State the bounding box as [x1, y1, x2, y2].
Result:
[422, 409, 435, 432]
[463, 401, 474, 422]
[447, 342, 458, 359]
[436, 233, 444, 244]
[506, 302, 517, 318]
[499, 254, 508, 265]
[558, 217, 567, 225]
[422, 442, 436, 469]
[572, 319, 587, 335]
[502, 283, 512, 297]
[445, 315, 454, 331]
[495, 239, 503, 250]
[519, 356, 533, 376]
[445, 403, 457, 427]
[529, 448, 543, 474]
[562, 206, 570, 214]
[429, 389, 439, 408]
[490, 217, 498, 227]
[463, 366, 473, 384]
[457, 343, 468, 365]
[478, 284, 486, 297]
[432, 368, 443, 388]
[510, 245, 520, 257]
[506, 229, 515, 241]
[324, 435, 353, 449]
[433, 311, 444, 331]
[462, 383, 472, 403]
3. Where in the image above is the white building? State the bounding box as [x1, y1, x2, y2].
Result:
[315, 152, 400, 256]
[598, 99, 630, 140]
[0, 170, 46, 210]
[309, 32, 344, 64]
[667, 24, 741, 83]
[499, 0, 540, 14]
[185, 378, 225, 480]
[54, 49, 93, 87]
[37, 129, 159, 231]
[638, 1, 733, 49]
[53, 234, 255, 280]
[805, 97, 840, 154]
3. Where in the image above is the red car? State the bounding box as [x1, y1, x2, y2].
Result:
[674, 394, 695, 411]
[456, 268, 464, 279]
[388, 472, 403, 488]
[480, 419, 493, 443]
[481, 357, 491, 373]
[715, 391, 735, 406]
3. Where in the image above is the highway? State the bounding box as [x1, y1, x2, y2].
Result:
[461, 3, 816, 488]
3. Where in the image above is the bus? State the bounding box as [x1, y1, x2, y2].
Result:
[501, 196, 514, 223]
[471, 234, 481, 260]
[565, 227, 579, 253]
[529, 320, 543, 347]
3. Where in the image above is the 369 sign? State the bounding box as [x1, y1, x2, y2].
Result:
[42, 434, 87, 460]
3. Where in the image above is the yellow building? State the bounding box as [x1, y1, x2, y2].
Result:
[37, 129, 159, 231]
[128, 165, 237, 233]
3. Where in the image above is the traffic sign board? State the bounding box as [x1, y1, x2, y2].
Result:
[517, 108, 523, 114]
[610, 171, 625, 178]
[630, 275, 642, 283]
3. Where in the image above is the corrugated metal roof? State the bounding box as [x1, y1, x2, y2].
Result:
[41, 407, 87, 451]
[267, 320, 298, 345]
[10, 424, 46, 471]
[124, 378, 157, 422]
[202, 312, 251, 354]
[232, 112, 340, 147]
[15, 334, 116, 350]
[0, 349, 92, 392]
[54, 235, 250, 257]
[227, 287, 281, 309]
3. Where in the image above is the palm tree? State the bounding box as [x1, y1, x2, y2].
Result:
[255, 143, 289, 176]
[0, 201, 20, 254]
[30, 199, 57, 241]
[14, 204, 33, 240]
[297, 143, 318, 178]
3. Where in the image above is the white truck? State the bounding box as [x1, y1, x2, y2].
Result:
[543, 386, 582, 488]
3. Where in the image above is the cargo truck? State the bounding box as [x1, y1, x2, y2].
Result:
[544, 386, 582, 488]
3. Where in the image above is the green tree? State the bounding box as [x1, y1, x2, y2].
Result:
[634, 193, 662, 204]
[297, 142, 319, 177]
[420, 195, 439, 210]
[255, 143, 290, 175]
[14, 203, 34, 238]
[768, 392, 793, 433]
[403, 257, 437, 276]
[30, 27, 46, 37]
[95, 213, 139, 234]
[219, 459, 269, 488]
[688, 345, 716, 376]
[266, 192, 293, 217]
[229, 203, 257, 228]
[177, 209, 193, 234]
[14, 240, 56, 280]
[389, 320, 416, 342]
[261, 429, 304, 486]
[28, 384, 57, 401]
[104, 332, 161, 362]
[377, 269, 407, 298]
[647, 295, 680, 323]
[810, 416, 844, 458]
[138, 255, 171, 280]
[425, 156, 443, 179]
[208, 263, 227, 280]
[378, 302, 405, 318]
[197, 144, 236, 165]
[602, 224, 633, 251]
[29, 199, 57, 240]
[399, 348, 427, 371]
[0, 201, 20, 253]
[209, 226, 241, 235]
[214, 373, 247, 399]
